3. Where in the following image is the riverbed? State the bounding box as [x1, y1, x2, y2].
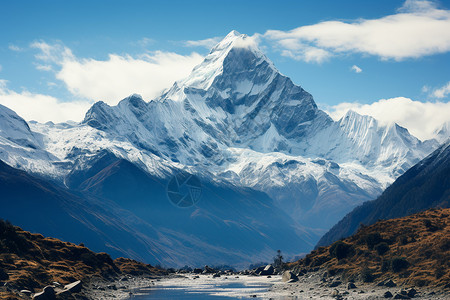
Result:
[130, 275, 283, 299]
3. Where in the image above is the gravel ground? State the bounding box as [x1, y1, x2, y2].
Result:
[267, 271, 450, 300]
[78, 271, 450, 300]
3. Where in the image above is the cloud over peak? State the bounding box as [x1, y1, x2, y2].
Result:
[31, 41, 204, 105]
[264, 0, 450, 62]
[0, 80, 92, 123]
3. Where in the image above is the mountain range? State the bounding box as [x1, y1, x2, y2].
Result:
[0, 31, 445, 267]
[317, 141, 450, 247]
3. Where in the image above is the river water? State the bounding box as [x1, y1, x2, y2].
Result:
[131, 275, 281, 299]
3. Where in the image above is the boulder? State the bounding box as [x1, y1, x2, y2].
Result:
[331, 289, 340, 297]
[407, 288, 417, 298]
[393, 293, 410, 299]
[282, 271, 298, 283]
[329, 280, 342, 287]
[384, 291, 393, 298]
[297, 270, 306, 277]
[63, 280, 82, 293]
[347, 282, 356, 289]
[20, 290, 32, 296]
[259, 264, 274, 275]
[384, 279, 397, 288]
[33, 286, 55, 300]
[202, 265, 215, 274]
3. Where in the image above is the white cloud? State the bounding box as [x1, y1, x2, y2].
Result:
[324, 97, 450, 140]
[0, 80, 92, 122]
[31, 41, 74, 63]
[432, 81, 450, 98]
[399, 0, 437, 13]
[35, 64, 53, 71]
[281, 46, 331, 63]
[185, 36, 222, 49]
[264, 0, 450, 61]
[351, 65, 362, 73]
[137, 37, 155, 47]
[8, 44, 23, 52]
[32, 42, 204, 105]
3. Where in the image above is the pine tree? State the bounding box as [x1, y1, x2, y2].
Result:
[273, 249, 284, 269]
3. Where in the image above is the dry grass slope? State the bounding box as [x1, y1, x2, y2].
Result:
[290, 208, 450, 288]
[0, 220, 166, 299]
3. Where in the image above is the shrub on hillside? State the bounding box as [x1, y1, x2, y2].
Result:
[360, 267, 375, 282]
[435, 267, 446, 279]
[80, 252, 100, 267]
[440, 239, 450, 252]
[423, 219, 440, 232]
[381, 259, 390, 272]
[391, 257, 409, 272]
[329, 241, 355, 260]
[0, 267, 8, 280]
[398, 235, 409, 245]
[375, 242, 390, 256]
[0, 219, 30, 254]
[360, 233, 383, 250]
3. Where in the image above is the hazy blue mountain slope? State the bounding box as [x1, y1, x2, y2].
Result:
[68, 152, 317, 266]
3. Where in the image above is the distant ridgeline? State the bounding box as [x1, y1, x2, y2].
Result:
[317, 142, 450, 248]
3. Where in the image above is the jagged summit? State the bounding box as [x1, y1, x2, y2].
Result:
[169, 30, 276, 92]
[210, 30, 258, 53]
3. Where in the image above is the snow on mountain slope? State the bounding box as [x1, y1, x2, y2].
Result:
[0, 104, 61, 176]
[30, 119, 175, 179]
[0, 31, 444, 257]
[435, 121, 450, 144]
[301, 110, 437, 177]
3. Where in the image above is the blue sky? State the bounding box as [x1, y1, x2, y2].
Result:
[0, 0, 449, 139]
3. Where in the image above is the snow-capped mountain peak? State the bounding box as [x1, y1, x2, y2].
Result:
[169, 30, 276, 94]
[0, 31, 441, 263]
[210, 30, 252, 52]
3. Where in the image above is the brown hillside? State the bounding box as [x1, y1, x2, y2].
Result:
[0, 220, 166, 298]
[290, 208, 450, 288]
